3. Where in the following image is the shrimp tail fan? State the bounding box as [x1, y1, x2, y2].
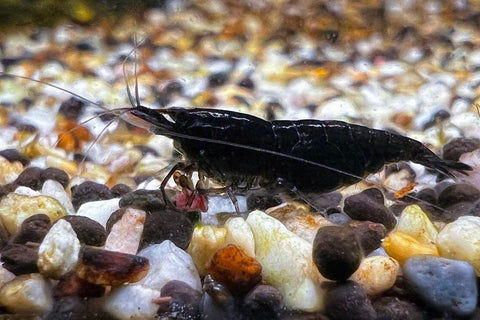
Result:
[416, 151, 472, 177]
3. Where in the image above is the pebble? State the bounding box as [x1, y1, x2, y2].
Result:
[0, 148, 30, 166]
[283, 214, 333, 244]
[349, 221, 387, 255]
[350, 256, 400, 296]
[0, 273, 53, 315]
[324, 281, 377, 320]
[403, 255, 477, 317]
[206, 244, 262, 296]
[76, 246, 149, 286]
[104, 208, 145, 254]
[0, 158, 23, 185]
[436, 215, 480, 275]
[224, 217, 255, 257]
[312, 225, 362, 281]
[140, 208, 194, 251]
[138, 240, 201, 292]
[38, 219, 81, 279]
[437, 183, 480, 208]
[14, 166, 43, 190]
[0, 193, 66, 235]
[246, 210, 325, 312]
[158, 280, 202, 320]
[110, 183, 132, 198]
[382, 231, 438, 264]
[12, 214, 51, 244]
[104, 284, 161, 320]
[62, 215, 107, 247]
[52, 272, 105, 299]
[75, 198, 120, 228]
[243, 284, 283, 319]
[200, 274, 238, 320]
[343, 188, 396, 230]
[71, 181, 114, 211]
[373, 296, 424, 320]
[442, 138, 480, 161]
[58, 97, 85, 120]
[246, 189, 283, 211]
[42, 180, 75, 214]
[1, 243, 39, 275]
[40, 167, 70, 189]
[187, 225, 227, 276]
[119, 189, 165, 212]
[395, 205, 437, 245]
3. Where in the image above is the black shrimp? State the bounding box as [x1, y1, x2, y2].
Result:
[127, 106, 472, 204]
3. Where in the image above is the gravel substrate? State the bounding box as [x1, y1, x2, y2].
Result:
[2, 0, 480, 319]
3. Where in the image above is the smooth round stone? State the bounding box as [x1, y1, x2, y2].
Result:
[442, 138, 480, 161]
[324, 281, 376, 320]
[403, 255, 478, 317]
[373, 296, 424, 320]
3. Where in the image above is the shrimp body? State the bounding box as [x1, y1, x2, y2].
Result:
[129, 106, 471, 194]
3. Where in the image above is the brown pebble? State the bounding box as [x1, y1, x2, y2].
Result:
[14, 166, 43, 190]
[12, 214, 51, 245]
[76, 246, 149, 286]
[206, 244, 262, 296]
[53, 272, 105, 300]
[0, 243, 39, 275]
[62, 216, 106, 246]
[348, 221, 387, 255]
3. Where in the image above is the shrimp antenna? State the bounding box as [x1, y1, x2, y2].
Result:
[134, 33, 141, 107]
[122, 52, 136, 107]
[0, 72, 107, 111]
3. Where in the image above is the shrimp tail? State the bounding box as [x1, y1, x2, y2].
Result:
[416, 151, 472, 177]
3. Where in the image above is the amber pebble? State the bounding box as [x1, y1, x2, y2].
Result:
[205, 244, 262, 296]
[382, 232, 438, 265]
[55, 120, 92, 152]
[52, 272, 105, 300]
[76, 246, 149, 286]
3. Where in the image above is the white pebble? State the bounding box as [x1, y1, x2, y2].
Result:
[38, 219, 81, 279]
[75, 198, 120, 227]
[246, 210, 325, 312]
[187, 225, 227, 276]
[104, 284, 161, 320]
[350, 256, 400, 296]
[0, 274, 53, 315]
[42, 179, 75, 214]
[437, 216, 480, 275]
[139, 240, 201, 292]
[225, 217, 255, 257]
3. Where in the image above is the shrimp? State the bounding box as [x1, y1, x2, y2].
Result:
[126, 105, 472, 210]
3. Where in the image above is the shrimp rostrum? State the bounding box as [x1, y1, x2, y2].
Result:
[128, 106, 472, 207]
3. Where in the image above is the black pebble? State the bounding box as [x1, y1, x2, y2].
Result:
[373, 296, 424, 320]
[437, 183, 480, 207]
[238, 76, 255, 90]
[12, 214, 51, 244]
[309, 191, 343, 212]
[208, 72, 230, 87]
[40, 167, 70, 188]
[312, 225, 362, 281]
[0, 222, 8, 249]
[158, 280, 201, 319]
[119, 189, 165, 212]
[71, 181, 114, 210]
[14, 166, 43, 190]
[140, 209, 194, 250]
[0, 243, 39, 275]
[75, 40, 96, 52]
[442, 138, 480, 161]
[0, 183, 15, 199]
[349, 221, 387, 255]
[62, 216, 107, 246]
[343, 188, 397, 230]
[242, 285, 283, 320]
[45, 297, 86, 320]
[324, 281, 377, 320]
[110, 183, 132, 198]
[58, 97, 85, 120]
[246, 190, 283, 211]
[0, 149, 30, 166]
[106, 208, 126, 234]
[201, 275, 238, 320]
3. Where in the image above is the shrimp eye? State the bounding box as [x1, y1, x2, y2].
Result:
[174, 108, 190, 125]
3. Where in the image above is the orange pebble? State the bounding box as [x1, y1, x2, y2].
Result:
[206, 244, 262, 295]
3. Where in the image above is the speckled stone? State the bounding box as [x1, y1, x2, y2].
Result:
[324, 281, 377, 320]
[403, 255, 477, 317]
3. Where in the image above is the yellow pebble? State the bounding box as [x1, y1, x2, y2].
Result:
[382, 231, 438, 264]
[187, 225, 227, 276]
[396, 204, 438, 245]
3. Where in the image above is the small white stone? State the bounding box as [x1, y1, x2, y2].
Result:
[0, 273, 53, 315]
[104, 208, 146, 254]
[13, 186, 42, 197]
[38, 219, 81, 279]
[246, 210, 325, 312]
[437, 216, 480, 275]
[104, 284, 161, 320]
[42, 179, 75, 214]
[225, 217, 255, 257]
[350, 256, 400, 296]
[75, 198, 120, 227]
[139, 240, 201, 292]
